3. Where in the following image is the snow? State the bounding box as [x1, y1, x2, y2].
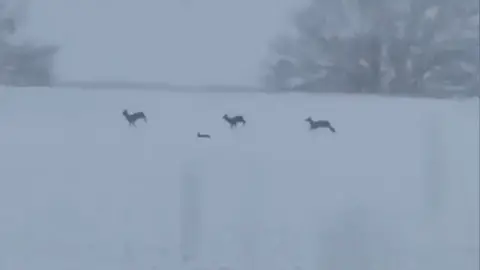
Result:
[0, 87, 478, 270]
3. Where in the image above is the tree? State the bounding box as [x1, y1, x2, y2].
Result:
[0, 0, 58, 86]
[266, 0, 479, 96]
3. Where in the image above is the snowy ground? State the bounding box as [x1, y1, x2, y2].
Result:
[0, 87, 478, 270]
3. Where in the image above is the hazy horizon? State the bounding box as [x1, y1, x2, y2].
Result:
[24, 0, 303, 86]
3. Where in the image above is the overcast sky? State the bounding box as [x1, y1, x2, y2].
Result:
[24, 0, 303, 86]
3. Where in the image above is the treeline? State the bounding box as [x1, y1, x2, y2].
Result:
[264, 0, 479, 97]
[0, 0, 58, 86]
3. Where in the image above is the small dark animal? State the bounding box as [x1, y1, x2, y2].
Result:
[305, 117, 336, 133]
[223, 114, 246, 128]
[123, 109, 147, 127]
[197, 132, 211, 139]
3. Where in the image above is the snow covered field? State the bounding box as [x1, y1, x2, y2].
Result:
[0, 87, 478, 270]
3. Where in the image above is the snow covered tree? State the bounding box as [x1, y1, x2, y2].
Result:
[265, 0, 479, 96]
[0, 0, 58, 86]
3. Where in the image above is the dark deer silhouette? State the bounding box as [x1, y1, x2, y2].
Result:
[123, 109, 147, 127]
[223, 114, 246, 128]
[305, 117, 336, 133]
[197, 132, 211, 139]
